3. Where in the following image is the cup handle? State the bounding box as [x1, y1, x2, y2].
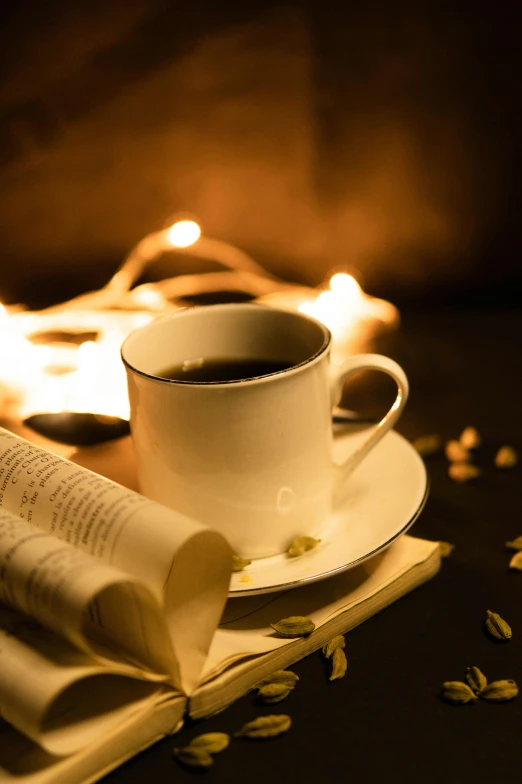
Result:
[329, 353, 409, 505]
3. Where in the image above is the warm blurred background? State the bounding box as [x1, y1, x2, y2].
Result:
[0, 0, 520, 309]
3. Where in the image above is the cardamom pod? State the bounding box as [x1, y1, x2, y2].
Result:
[439, 541, 455, 558]
[412, 434, 441, 457]
[271, 616, 315, 638]
[232, 554, 252, 572]
[287, 536, 320, 557]
[494, 445, 519, 469]
[256, 670, 299, 688]
[173, 747, 214, 768]
[329, 646, 347, 681]
[257, 683, 293, 699]
[235, 714, 292, 739]
[322, 634, 346, 659]
[509, 551, 522, 571]
[484, 609, 512, 641]
[440, 681, 478, 705]
[505, 536, 522, 551]
[257, 683, 293, 703]
[459, 426, 481, 450]
[188, 732, 230, 754]
[445, 440, 470, 463]
[465, 666, 487, 694]
[480, 679, 518, 702]
[448, 462, 481, 482]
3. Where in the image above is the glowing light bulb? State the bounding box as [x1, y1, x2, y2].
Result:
[329, 273, 361, 300]
[132, 285, 166, 310]
[166, 220, 201, 248]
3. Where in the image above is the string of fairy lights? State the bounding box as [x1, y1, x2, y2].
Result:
[0, 219, 399, 421]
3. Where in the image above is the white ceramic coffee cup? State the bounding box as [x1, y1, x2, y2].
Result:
[121, 304, 408, 558]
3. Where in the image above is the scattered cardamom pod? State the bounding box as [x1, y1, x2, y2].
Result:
[257, 683, 293, 703]
[484, 609, 512, 641]
[465, 666, 487, 694]
[287, 536, 320, 557]
[412, 434, 442, 457]
[256, 670, 299, 688]
[505, 536, 522, 551]
[173, 747, 214, 768]
[445, 440, 470, 463]
[459, 426, 481, 450]
[505, 536, 522, 550]
[448, 462, 481, 483]
[480, 679, 518, 702]
[322, 634, 346, 659]
[232, 554, 252, 572]
[329, 646, 348, 681]
[271, 616, 316, 638]
[187, 732, 230, 754]
[440, 681, 478, 705]
[494, 445, 519, 469]
[235, 714, 292, 739]
[439, 541, 455, 558]
[509, 551, 522, 571]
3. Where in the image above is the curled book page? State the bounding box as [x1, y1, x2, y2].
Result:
[0, 513, 176, 677]
[0, 427, 232, 696]
[0, 606, 167, 756]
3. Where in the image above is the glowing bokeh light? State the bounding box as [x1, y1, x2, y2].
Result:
[166, 220, 202, 248]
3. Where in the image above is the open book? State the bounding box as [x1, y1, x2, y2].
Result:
[0, 426, 440, 783]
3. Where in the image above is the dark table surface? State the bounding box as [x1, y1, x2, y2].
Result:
[102, 304, 522, 784]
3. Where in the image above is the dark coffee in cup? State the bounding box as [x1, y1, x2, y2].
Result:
[158, 357, 293, 383]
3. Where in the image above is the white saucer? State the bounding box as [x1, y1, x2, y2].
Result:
[229, 427, 428, 597]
